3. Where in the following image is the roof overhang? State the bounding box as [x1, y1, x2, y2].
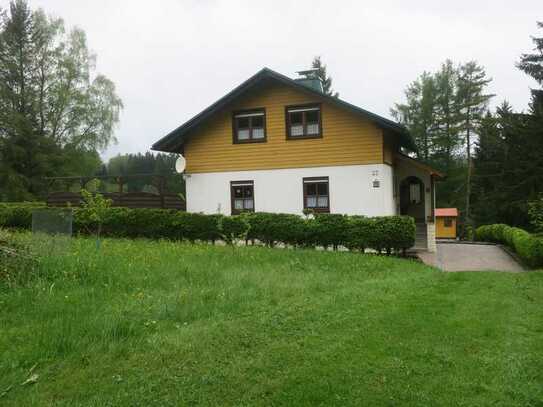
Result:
[395, 153, 445, 179]
[152, 67, 417, 153]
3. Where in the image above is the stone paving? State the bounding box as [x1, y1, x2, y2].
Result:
[418, 242, 525, 272]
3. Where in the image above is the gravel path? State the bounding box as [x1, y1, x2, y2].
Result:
[418, 243, 524, 272]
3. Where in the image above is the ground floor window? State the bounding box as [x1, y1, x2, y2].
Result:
[230, 181, 254, 214]
[303, 177, 329, 213]
[444, 217, 453, 227]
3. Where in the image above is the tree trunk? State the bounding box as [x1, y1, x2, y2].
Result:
[465, 110, 472, 227]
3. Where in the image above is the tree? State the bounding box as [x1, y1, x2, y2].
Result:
[105, 152, 185, 194]
[311, 56, 339, 97]
[517, 21, 543, 86]
[456, 61, 493, 226]
[391, 72, 438, 161]
[0, 0, 122, 200]
[433, 60, 462, 173]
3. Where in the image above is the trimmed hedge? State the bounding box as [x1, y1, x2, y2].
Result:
[0, 205, 416, 254]
[476, 224, 543, 268]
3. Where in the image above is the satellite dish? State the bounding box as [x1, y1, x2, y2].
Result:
[175, 155, 186, 173]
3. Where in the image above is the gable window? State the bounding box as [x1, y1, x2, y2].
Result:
[230, 181, 254, 214]
[303, 177, 329, 213]
[233, 109, 266, 143]
[286, 104, 322, 139]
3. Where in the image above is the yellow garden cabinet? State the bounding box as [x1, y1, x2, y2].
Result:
[435, 208, 458, 239]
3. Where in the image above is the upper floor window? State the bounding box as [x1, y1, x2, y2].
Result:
[303, 177, 329, 213]
[230, 180, 254, 214]
[286, 104, 322, 139]
[233, 109, 266, 143]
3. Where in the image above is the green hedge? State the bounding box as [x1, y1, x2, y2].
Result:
[0, 205, 416, 254]
[476, 224, 543, 268]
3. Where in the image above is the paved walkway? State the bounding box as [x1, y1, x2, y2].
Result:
[418, 242, 524, 272]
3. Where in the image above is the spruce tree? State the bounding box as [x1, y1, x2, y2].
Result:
[517, 21, 543, 86]
[311, 56, 339, 97]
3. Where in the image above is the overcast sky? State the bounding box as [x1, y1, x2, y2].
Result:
[2, 0, 541, 160]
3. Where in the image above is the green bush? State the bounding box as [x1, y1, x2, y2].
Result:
[244, 213, 308, 247]
[345, 216, 373, 252]
[0, 204, 45, 228]
[0, 205, 416, 254]
[218, 215, 250, 245]
[476, 223, 543, 268]
[311, 214, 350, 249]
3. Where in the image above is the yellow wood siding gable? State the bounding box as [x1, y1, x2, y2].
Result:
[184, 82, 385, 173]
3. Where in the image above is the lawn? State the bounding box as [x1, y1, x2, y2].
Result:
[1, 236, 542, 406]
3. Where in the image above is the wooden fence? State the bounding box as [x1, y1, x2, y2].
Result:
[45, 174, 186, 211]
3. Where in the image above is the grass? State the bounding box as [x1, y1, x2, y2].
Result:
[1, 236, 542, 406]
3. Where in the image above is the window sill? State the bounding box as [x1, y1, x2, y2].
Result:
[286, 134, 322, 140]
[233, 138, 267, 145]
[305, 208, 330, 213]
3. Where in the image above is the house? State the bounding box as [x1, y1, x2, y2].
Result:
[152, 68, 443, 251]
[435, 208, 458, 239]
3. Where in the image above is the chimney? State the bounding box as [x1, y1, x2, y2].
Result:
[294, 68, 323, 93]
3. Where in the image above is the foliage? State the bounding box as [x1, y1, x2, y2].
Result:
[471, 100, 543, 229]
[80, 183, 112, 239]
[391, 59, 493, 224]
[103, 152, 185, 194]
[310, 213, 350, 249]
[456, 61, 494, 225]
[244, 212, 308, 247]
[2, 236, 543, 405]
[0, 0, 122, 200]
[475, 223, 543, 268]
[517, 21, 543, 86]
[0, 227, 38, 287]
[528, 195, 543, 234]
[0, 205, 417, 253]
[311, 56, 339, 97]
[218, 215, 250, 246]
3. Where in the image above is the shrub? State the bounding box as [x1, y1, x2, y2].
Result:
[367, 216, 416, 254]
[0, 204, 43, 228]
[0, 205, 416, 255]
[476, 223, 543, 268]
[218, 215, 250, 245]
[311, 214, 350, 249]
[244, 213, 308, 247]
[345, 216, 373, 252]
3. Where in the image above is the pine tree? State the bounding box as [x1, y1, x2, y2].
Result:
[311, 56, 339, 97]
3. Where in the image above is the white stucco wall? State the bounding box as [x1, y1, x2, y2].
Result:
[185, 164, 395, 216]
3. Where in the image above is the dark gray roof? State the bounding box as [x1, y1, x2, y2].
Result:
[151, 67, 416, 153]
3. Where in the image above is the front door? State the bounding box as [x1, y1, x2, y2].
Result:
[399, 176, 425, 223]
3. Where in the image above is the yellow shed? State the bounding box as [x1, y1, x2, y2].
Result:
[435, 208, 458, 239]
